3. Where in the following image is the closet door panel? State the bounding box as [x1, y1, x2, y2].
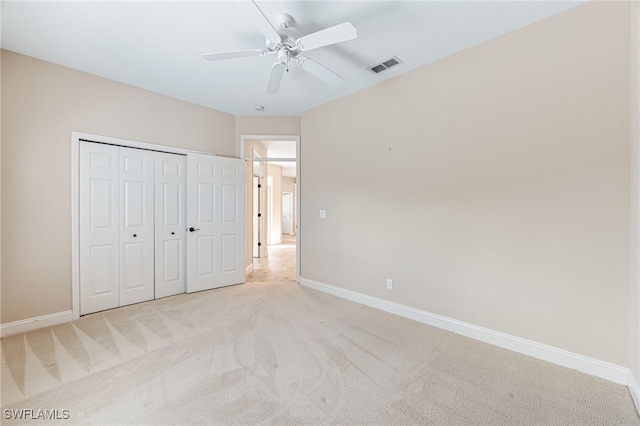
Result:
[80, 142, 119, 315]
[119, 147, 155, 306]
[154, 153, 187, 298]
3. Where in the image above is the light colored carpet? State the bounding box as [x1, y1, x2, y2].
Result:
[1, 281, 639, 425]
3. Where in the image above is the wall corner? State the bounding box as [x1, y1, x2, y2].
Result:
[629, 0, 640, 407]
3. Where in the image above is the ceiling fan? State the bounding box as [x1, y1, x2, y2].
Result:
[202, 1, 358, 95]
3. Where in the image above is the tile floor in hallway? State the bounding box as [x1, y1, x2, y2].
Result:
[246, 234, 296, 283]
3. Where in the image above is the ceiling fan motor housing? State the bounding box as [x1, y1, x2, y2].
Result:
[278, 13, 294, 29]
[267, 35, 298, 53]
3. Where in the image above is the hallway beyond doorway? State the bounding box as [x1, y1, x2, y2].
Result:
[247, 235, 296, 282]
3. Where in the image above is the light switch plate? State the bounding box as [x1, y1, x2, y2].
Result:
[319, 209, 327, 219]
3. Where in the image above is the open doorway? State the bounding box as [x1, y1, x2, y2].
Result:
[242, 135, 299, 283]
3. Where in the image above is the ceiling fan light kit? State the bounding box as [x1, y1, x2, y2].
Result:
[202, 0, 358, 95]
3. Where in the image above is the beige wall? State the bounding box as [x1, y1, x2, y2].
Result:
[282, 177, 296, 193]
[0, 48, 3, 319]
[630, 0, 640, 385]
[1, 50, 235, 323]
[300, 1, 631, 366]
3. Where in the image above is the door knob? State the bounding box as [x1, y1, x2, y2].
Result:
[133, 234, 137, 238]
[171, 232, 175, 235]
[188, 227, 201, 232]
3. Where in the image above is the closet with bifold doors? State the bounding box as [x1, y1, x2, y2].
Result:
[79, 141, 187, 315]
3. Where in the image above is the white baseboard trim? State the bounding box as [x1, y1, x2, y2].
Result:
[299, 277, 630, 385]
[1, 311, 73, 338]
[246, 263, 253, 276]
[629, 373, 640, 412]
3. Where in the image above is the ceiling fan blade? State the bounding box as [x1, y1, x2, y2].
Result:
[266, 62, 286, 95]
[202, 49, 266, 61]
[296, 56, 344, 87]
[295, 22, 357, 51]
[251, 0, 281, 42]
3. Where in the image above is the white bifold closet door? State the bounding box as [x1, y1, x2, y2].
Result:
[80, 142, 242, 315]
[80, 143, 155, 314]
[154, 153, 187, 298]
[119, 147, 155, 306]
[79, 143, 120, 314]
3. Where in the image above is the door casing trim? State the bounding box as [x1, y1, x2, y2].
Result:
[240, 134, 301, 282]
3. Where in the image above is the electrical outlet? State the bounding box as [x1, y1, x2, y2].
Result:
[386, 278, 393, 289]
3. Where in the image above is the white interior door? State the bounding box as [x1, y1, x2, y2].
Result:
[155, 152, 187, 298]
[186, 153, 245, 293]
[118, 147, 155, 307]
[80, 142, 120, 315]
[282, 193, 292, 235]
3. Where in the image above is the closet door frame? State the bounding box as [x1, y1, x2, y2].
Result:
[71, 132, 210, 320]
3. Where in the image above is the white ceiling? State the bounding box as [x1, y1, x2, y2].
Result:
[1, 1, 583, 116]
